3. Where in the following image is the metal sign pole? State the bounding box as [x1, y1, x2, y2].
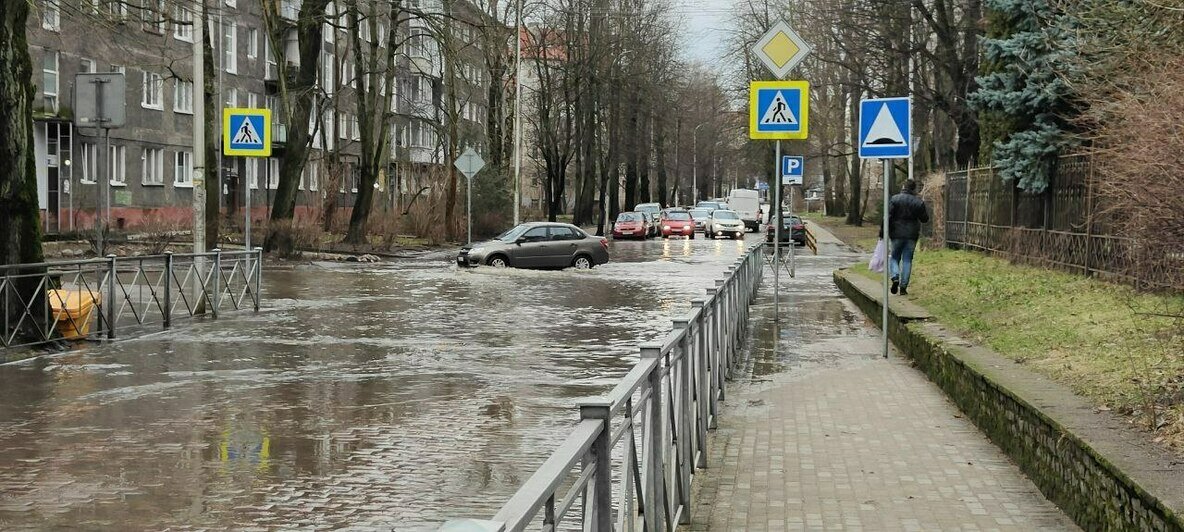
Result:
[467, 175, 473, 245]
[245, 157, 251, 251]
[882, 158, 891, 359]
[773, 140, 781, 322]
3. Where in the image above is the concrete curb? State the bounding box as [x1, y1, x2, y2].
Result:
[834, 268, 1184, 531]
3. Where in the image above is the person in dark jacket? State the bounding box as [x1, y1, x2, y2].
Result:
[887, 179, 929, 295]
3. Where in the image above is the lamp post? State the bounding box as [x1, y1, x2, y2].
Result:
[692, 123, 707, 204]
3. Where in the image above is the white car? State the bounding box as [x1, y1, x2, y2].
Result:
[705, 210, 746, 239]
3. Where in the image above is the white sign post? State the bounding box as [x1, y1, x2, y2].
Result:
[454, 148, 486, 245]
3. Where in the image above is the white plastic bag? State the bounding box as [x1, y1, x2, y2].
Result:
[869, 239, 887, 273]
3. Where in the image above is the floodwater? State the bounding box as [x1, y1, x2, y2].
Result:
[0, 235, 767, 530]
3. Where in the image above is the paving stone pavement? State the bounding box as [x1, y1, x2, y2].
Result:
[688, 231, 1078, 531]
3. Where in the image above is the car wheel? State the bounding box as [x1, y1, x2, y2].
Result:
[572, 255, 594, 270]
[487, 255, 509, 268]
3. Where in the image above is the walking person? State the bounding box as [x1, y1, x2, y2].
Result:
[888, 179, 929, 295]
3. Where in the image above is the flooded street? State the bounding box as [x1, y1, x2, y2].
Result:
[0, 236, 762, 530]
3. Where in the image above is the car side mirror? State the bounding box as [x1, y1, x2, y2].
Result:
[516, 237, 529, 245]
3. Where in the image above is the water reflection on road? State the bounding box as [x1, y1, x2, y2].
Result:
[0, 236, 755, 530]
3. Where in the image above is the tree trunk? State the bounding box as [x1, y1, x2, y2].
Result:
[0, 2, 46, 343]
[202, 6, 219, 250]
[266, 0, 331, 252]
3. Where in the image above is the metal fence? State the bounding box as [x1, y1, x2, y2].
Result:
[444, 243, 765, 532]
[944, 156, 1181, 290]
[1, 249, 263, 350]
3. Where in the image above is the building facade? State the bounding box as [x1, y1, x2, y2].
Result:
[28, 0, 493, 235]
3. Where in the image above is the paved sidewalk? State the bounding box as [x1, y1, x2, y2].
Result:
[688, 225, 1077, 531]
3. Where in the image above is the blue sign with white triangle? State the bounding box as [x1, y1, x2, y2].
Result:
[223, 108, 272, 157]
[858, 97, 911, 159]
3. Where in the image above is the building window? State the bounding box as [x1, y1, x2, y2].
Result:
[111, 64, 125, 74]
[308, 161, 318, 191]
[267, 158, 279, 189]
[109, 145, 127, 185]
[247, 27, 258, 59]
[142, 148, 165, 185]
[42, 0, 60, 31]
[107, 1, 128, 19]
[225, 87, 238, 107]
[81, 58, 96, 73]
[320, 51, 334, 95]
[174, 80, 194, 114]
[225, 0, 236, 8]
[338, 112, 347, 140]
[79, 143, 98, 183]
[142, 71, 163, 109]
[245, 158, 258, 189]
[265, 38, 277, 79]
[223, 22, 237, 74]
[42, 51, 58, 112]
[142, 0, 166, 33]
[174, 5, 193, 41]
[174, 151, 193, 186]
[351, 115, 360, 140]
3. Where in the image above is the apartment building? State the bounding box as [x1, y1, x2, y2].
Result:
[28, 0, 493, 234]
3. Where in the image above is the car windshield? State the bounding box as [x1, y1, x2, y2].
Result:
[713, 211, 740, 220]
[617, 212, 643, 222]
[688, 209, 709, 219]
[635, 204, 660, 214]
[696, 202, 716, 209]
[665, 212, 691, 221]
[495, 224, 532, 242]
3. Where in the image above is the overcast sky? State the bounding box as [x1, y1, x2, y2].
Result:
[671, 0, 737, 68]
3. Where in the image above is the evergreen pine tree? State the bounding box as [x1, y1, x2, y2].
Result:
[971, 0, 1075, 192]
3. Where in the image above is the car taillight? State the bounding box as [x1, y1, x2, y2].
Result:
[793, 224, 804, 230]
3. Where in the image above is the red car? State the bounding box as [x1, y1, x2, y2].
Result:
[661, 211, 696, 239]
[612, 212, 650, 239]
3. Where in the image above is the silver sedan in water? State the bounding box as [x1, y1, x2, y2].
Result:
[457, 222, 611, 269]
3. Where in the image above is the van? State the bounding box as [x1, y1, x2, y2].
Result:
[726, 189, 761, 231]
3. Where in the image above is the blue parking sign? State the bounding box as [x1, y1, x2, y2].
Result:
[781, 156, 804, 185]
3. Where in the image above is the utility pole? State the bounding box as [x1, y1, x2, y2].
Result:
[512, 0, 523, 225]
[193, 0, 205, 256]
[693, 123, 706, 203]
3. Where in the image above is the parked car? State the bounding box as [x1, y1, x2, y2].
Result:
[612, 212, 650, 240]
[660, 210, 696, 239]
[634, 202, 662, 219]
[705, 210, 746, 240]
[687, 208, 711, 232]
[766, 214, 806, 246]
[457, 222, 610, 269]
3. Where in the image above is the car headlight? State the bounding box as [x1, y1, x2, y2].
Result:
[469, 247, 485, 255]
[663, 225, 671, 231]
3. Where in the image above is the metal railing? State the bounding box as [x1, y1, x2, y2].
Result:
[444, 243, 766, 532]
[1, 248, 263, 350]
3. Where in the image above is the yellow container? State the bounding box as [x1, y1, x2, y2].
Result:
[47, 289, 98, 339]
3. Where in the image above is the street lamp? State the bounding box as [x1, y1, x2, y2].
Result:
[692, 123, 707, 204]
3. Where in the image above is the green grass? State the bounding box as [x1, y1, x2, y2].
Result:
[853, 248, 1184, 450]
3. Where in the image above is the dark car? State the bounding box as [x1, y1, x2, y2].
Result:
[612, 212, 650, 240]
[766, 214, 806, 246]
[458, 222, 610, 269]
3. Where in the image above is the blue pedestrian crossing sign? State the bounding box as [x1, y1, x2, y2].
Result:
[858, 97, 911, 159]
[223, 108, 272, 157]
[749, 81, 809, 140]
[781, 156, 804, 185]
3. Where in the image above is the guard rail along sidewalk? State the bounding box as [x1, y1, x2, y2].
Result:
[443, 242, 766, 532]
[1, 248, 263, 350]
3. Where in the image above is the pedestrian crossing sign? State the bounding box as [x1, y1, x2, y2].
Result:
[749, 81, 809, 140]
[223, 108, 272, 157]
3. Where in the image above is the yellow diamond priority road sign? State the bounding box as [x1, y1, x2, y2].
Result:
[752, 19, 812, 80]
